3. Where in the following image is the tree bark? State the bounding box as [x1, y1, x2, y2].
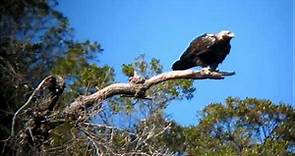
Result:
[64, 69, 235, 116]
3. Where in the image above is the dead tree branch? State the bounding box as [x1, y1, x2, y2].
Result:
[64, 69, 235, 116]
[11, 75, 54, 136]
[7, 69, 234, 155]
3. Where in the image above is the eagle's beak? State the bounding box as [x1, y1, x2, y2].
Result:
[228, 32, 235, 38]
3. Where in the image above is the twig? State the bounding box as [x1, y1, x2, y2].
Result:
[80, 127, 101, 156]
[28, 128, 35, 144]
[121, 152, 151, 156]
[82, 122, 136, 136]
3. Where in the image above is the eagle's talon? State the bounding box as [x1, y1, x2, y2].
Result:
[201, 67, 211, 74]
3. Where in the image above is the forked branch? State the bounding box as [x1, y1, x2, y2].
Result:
[64, 69, 235, 115]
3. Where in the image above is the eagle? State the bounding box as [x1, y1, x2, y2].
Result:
[172, 30, 234, 71]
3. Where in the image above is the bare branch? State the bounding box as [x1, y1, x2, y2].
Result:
[65, 69, 235, 115]
[11, 75, 54, 136]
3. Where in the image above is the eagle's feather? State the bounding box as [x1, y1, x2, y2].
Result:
[172, 30, 234, 71]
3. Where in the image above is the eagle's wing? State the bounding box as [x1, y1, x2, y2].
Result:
[180, 34, 217, 60]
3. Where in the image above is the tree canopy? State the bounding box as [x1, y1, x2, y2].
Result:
[184, 97, 294, 155]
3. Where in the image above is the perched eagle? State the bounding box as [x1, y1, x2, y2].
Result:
[172, 30, 234, 71]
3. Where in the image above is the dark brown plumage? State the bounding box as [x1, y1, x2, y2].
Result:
[172, 30, 234, 71]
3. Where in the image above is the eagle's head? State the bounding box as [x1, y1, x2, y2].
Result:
[216, 30, 235, 40]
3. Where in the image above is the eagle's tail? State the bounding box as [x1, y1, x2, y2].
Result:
[171, 60, 193, 70]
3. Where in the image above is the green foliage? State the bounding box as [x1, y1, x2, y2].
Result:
[0, 0, 72, 140]
[161, 121, 187, 152]
[184, 97, 295, 155]
[47, 122, 91, 156]
[0, 1, 113, 154]
[52, 41, 114, 103]
[122, 63, 134, 77]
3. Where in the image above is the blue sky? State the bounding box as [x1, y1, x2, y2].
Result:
[57, 0, 293, 125]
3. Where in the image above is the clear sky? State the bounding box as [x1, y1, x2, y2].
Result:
[57, 0, 293, 125]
